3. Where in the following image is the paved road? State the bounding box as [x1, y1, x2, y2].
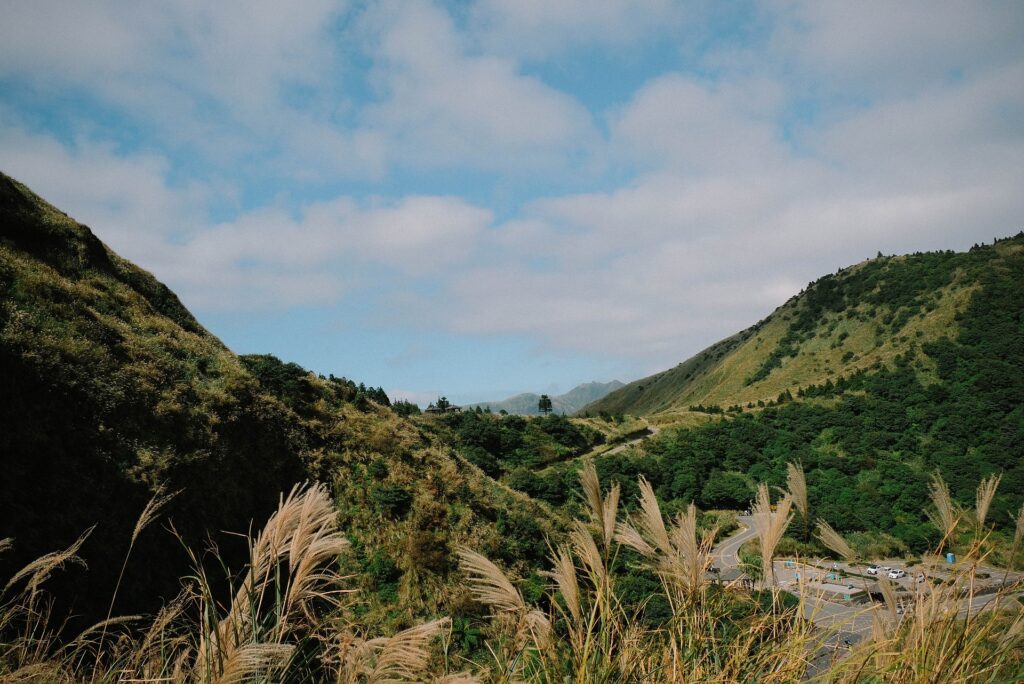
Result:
[712, 514, 755, 569]
[708, 520, 1023, 644]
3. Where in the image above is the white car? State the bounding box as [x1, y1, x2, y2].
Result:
[888, 568, 906, 579]
[866, 565, 880, 575]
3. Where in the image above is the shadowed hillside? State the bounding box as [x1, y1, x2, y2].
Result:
[0, 172, 562, 629]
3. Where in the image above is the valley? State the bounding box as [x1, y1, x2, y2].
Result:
[2, 173, 1022, 681]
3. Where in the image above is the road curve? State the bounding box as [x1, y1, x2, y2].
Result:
[712, 515, 755, 569]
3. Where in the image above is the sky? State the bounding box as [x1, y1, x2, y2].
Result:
[2, 1, 1023, 405]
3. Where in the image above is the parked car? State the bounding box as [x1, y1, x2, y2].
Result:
[867, 565, 880, 575]
[888, 568, 907, 579]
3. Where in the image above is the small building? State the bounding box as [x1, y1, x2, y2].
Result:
[719, 568, 755, 591]
[424, 398, 462, 415]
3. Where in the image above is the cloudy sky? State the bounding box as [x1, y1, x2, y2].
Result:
[2, 1, 1023, 404]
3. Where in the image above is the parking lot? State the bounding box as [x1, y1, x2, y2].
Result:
[774, 556, 1023, 607]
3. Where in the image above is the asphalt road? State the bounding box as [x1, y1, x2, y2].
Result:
[709, 521, 1023, 678]
[712, 514, 756, 569]
[708, 518, 1023, 645]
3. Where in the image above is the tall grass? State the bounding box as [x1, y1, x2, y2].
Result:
[787, 461, 809, 542]
[3, 474, 1022, 682]
[0, 484, 450, 683]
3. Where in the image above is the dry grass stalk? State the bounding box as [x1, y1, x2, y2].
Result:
[456, 548, 524, 613]
[815, 519, 857, 562]
[668, 502, 710, 593]
[926, 472, 960, 547]
[365, 618, 449, 683]
[1015, 502, 1024, 548]
[751, 483, 793, 586]
[570, 521, 606, 586]
[543, 546, 581, 623]
[616, 487, 711, 600]
[5, 528, 91, 595]
[635, 477, 673, 556]
[579, 461, 619, 552]
[97, 488, 180, 672]
[877, 575, 899, 626]
[197, 483, 351, 675]
[786, 461, 809, 539]
[131, 487, 180, 546]
[975, 472, 1001, 529]
[214, 642, 294, 684]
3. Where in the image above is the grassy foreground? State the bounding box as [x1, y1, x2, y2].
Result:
[2, 468, 1022, 683]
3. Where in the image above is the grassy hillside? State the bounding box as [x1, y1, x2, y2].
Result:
[0, 172, 562, 631]
[577, 235, 1024, 560]
[586, 241, 1017, 421]
[3, 174, 1022, 681]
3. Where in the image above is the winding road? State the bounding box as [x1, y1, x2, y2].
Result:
[712, 514, 756, 569]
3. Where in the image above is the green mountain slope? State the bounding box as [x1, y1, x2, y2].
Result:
[586, 241, 1018, 421]
[0, 172, 561, 626]
[469, 380, 624, 415]
[572, 236, 1024, 559]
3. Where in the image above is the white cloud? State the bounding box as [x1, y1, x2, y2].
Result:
[356, 0, 598, 170]
[610, 74, 788, 174]
[161, 192, 493, 309]
[469, 0, 686, 59]
[770, 0, 1024, 94]
[0, 119, 205, 260]
[2, 0, 1023, 385]
[0, 117, 494, 311]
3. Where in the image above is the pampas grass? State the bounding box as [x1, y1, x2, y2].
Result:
[815, 520, 857, 563]
[787, 461, 809, 542]
[579, 460, 620, 554]
[751, 483, 793, 587]
[4, 472, 1023, 683]
[1015, 502, 1024, 548]
[926, 472, 960, 550]
[616, 489, 712, 599]
[456, 548, 525, 614]
[975, 473, 1001, 530]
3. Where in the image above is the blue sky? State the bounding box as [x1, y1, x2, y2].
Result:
[2, 1, 1023, 405]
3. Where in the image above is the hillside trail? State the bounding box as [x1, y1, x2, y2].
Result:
[603, 423, 660, 456]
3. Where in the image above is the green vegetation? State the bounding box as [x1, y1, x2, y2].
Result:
[3, 173, 1024, 681]
[426, 410, 603, 481]
[587, 237, 1023, 418]
[0, 173, 562, 638]
[577, 235, 1024, 562]
[4, 467, 1022, 682]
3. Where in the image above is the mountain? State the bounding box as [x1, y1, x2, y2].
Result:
[572, 236, 1023, 559]
[469, 380, 624, 415]
[0, 172, 561, 625]
[586, 238, 1024, 421]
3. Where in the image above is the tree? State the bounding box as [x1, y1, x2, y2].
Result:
[436, 396, 451, 411]
[538, 394, 553, 415]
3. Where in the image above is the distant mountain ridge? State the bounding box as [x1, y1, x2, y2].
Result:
[469, 380, 624, 415]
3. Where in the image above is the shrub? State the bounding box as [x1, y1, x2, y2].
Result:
[370, 483, 412, 518]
